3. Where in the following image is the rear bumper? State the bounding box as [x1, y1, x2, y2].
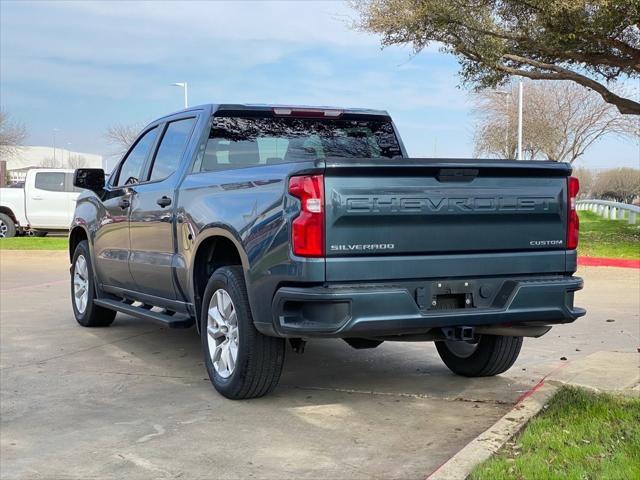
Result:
[271, 275, 585, 338]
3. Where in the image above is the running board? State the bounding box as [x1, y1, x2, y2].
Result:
[94, 299, 195, 329]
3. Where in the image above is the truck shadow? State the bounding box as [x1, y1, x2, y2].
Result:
[100, 315, 527, 405]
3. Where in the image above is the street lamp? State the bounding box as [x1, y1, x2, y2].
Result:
[52, 128, 59, 166]
[494, 79, 524, 160]
[171, 82, 188, 108]
[517, 79, 524, 160]
[493, 90, 511, 157]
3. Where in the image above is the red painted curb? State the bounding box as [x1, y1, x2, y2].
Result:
[578, 256, 640, 269]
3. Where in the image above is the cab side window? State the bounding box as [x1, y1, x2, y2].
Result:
[34, 172, 65, 192]
[115, 127, 158, 187]
[148, 118, 196, 182]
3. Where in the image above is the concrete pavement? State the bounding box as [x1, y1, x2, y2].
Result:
[1, 251, 638, 479]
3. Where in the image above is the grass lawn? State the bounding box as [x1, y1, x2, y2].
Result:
[471, 386, 640, 480]
[578, 211, 640, 259]
[0, 237, 68, 250]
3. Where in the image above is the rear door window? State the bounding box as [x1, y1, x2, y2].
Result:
[148, 118, 196, 181]
[34, 172, 65, 192]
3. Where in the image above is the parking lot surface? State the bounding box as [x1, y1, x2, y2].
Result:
[1, 251, 638, 479]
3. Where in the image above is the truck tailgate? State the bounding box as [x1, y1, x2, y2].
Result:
[324, 159, 571, 256]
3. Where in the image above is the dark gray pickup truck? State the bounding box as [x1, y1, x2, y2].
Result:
[70, 104, 584, 399]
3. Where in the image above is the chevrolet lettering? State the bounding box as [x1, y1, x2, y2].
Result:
[333, 193, 556, 215]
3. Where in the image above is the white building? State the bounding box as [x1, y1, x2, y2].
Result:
[3, 146, 103, 182]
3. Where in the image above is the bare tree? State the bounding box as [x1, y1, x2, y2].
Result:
[67, 154, 88, 169]
[0, 110, 27, 158]
[104, 123, 142, 156]
[591, 168, 640, 204]
[39, 156, 58, 168]
[571, 167, 596, 199]
[473, 81, 637, 162]
[473, 85, 545, 159]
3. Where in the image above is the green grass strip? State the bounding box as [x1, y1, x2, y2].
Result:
[0, 237, 69, 250]
[578, 211, 640, 259]
[471, 386, 640, 480]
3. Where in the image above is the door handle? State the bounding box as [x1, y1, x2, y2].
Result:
[156, 196, 172, 208]
[118, 198, 130, 209]
[32, 196, 43, 200]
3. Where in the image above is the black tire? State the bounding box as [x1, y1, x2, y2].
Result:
[71, 240, 116, 327]
[435, 335, 523, 377]
[0, 213, 17, 238]
[201, 266, 285, 400]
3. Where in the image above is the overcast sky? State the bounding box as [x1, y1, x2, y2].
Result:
[1, 0, 638, 171]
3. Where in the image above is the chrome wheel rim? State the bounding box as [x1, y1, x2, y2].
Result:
[207, 289, 239, 378]
[444, 339, 479, 358]
[73, 255, 89, 314]
[0, 220, 7, 238]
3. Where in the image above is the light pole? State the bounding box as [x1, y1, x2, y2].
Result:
[171, 82, 188, 108]
[52, 128, 59, 166]
[494, 90, 511, 157]
[517, 78, 523, 160]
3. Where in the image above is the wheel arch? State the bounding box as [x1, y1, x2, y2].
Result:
[69, 225, 90, 262]
[190, 227, 250, 333]
[0, 206, 18, 224]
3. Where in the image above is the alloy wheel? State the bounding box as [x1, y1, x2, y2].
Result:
[207, 289, 239, 378]
[73, 255, 89, 314]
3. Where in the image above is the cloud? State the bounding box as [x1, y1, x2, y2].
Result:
[2, 1, 375, 72]
[51, 1, 374, 46]
[2, 1, 632, 167]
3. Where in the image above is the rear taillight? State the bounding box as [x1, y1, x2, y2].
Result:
[288, 174, 324, 257]
[567, 176, 580, 249]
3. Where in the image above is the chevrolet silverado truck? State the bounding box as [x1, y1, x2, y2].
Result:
[69, 104, 585, 399]
[0, 168, 81, 238]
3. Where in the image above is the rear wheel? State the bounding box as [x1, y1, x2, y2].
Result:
[0, 213, 17, 238]
[201, 266, 285, 399]
[71, 240, 116, 327]
[435, 335, 523, 377]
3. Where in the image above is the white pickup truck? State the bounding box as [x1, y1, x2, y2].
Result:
[0, 168, 81, 238]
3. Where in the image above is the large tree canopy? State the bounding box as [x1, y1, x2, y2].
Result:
[353, 0, 640, 114]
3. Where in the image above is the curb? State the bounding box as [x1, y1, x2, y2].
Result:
[426, 351, 639, 480]
[578, 256, 639, 269]
[425, 363, 569, 480]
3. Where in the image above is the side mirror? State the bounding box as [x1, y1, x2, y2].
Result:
[74, 168, 105, 192]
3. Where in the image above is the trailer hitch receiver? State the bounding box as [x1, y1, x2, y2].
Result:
[441, 326, 476, 341]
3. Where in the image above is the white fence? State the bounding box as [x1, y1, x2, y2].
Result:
[577, 199, 639, 225]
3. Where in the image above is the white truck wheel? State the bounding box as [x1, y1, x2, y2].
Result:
[0, 213, 17, 238]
